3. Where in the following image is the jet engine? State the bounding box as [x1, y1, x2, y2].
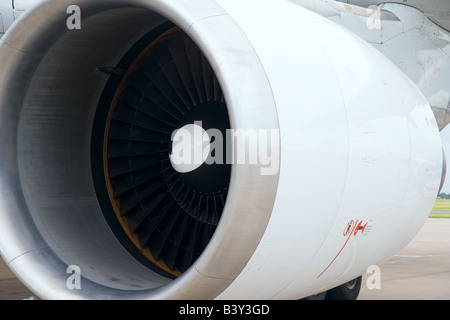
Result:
[0, 0, 442, 299]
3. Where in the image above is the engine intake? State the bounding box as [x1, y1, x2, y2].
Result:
[0, 0, 279, 299]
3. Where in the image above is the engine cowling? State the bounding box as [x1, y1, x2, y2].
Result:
[0, 0, 442, 299]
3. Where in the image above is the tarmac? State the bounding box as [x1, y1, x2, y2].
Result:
[358, 218, 450, 300]
[0, 218, 449, 300]
[0, 257, 34, 300]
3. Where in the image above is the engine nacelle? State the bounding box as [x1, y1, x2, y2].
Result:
[0, 0, 442, 299]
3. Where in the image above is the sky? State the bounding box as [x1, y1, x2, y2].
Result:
[439, 126, 450, 194]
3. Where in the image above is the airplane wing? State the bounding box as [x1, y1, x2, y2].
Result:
[0, 0, 46, 37]
[0, 0, 446, 300]
[342, 0, 450, 31]
[291, 0, 450, 130]
[0, 1, 15, 37]
[341, 0, 450, 130]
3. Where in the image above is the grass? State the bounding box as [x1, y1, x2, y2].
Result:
[429, 199, 450, 218]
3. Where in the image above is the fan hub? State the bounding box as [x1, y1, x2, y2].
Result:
[170, 123, 211, 174]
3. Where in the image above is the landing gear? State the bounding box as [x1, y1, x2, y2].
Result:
[301, 276, 362, 300]
[325, 276, 362, 300]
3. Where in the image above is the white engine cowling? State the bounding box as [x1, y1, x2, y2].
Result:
[0, 0, 441, 299]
